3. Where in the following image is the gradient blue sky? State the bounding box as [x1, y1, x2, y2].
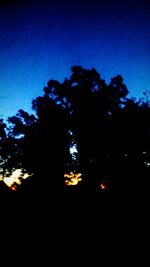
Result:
[0, 0, 150, 121]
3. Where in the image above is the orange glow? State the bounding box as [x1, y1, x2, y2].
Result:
[64, 172, 82, 186]
[100, 182, 107, 190]
[11, 184, 18, 191]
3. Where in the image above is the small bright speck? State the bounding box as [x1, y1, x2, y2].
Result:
[100, 183, 107, 190]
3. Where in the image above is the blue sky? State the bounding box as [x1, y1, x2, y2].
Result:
[0, 0, 150, 121]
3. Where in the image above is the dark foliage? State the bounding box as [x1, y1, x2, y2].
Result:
[0, 66, 150, 193]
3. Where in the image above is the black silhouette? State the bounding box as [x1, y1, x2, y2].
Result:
[0, 66, 150, 193]
[0, 180, 12, 192]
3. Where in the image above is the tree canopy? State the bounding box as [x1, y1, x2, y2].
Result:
[0, 66, 150, 193]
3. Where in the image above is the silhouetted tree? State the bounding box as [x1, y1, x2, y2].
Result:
[42, 66, 129, 191]
[0, 66, 150, 193]
[7, 95, 71, 192]
[0, 118, 19, 178]
[111, 97, 150, 192]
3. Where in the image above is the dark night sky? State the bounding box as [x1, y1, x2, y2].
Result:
[0, 0, 150, 121]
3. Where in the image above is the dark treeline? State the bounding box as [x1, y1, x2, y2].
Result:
[0, 66, 150, 193]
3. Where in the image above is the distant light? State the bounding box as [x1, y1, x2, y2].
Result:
[99, 179, 109, 191]
[4, 176, 16, 187]
[100, 182, 107, 190]
[144, 161, 150, 167]
[4, 169, 30, 187]
[64, 172, 82, 186]
[11, 184, 18, 191]
[70, 144, 78, 154]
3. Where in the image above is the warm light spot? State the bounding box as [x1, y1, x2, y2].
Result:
[11, 184, 18, 191]
[4, 176, 16, 187]
[64, 172, 82, 186]
[4, 169, 30, 187]
[99, 182, 107, 190]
